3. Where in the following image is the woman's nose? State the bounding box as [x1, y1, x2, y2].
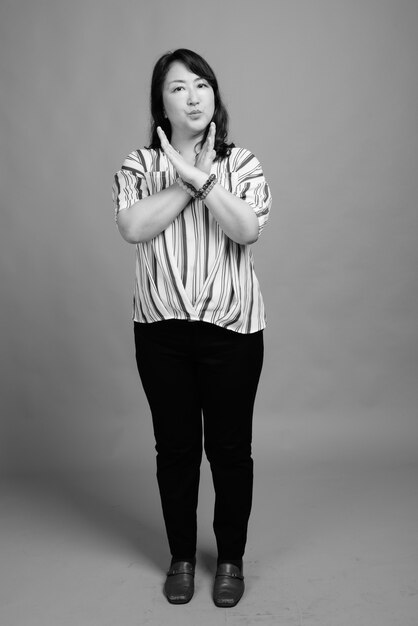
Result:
[187, 89, 199, 106]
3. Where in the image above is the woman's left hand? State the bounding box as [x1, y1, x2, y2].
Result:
[195, 122, 216, 175]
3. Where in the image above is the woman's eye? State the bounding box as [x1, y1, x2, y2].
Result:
[198, 82, 209, 88]
[172, 86, 184, 92]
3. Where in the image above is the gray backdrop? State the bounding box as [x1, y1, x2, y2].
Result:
[1, 0, 417, 474]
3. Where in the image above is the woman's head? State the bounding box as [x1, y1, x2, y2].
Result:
[148, 49, 234, 160]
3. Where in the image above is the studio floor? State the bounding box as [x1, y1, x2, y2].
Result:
[1, 424, 418, 626]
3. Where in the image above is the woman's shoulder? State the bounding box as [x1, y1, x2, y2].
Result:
[223, 146, 263, 169]
[121, 147, 166, 172]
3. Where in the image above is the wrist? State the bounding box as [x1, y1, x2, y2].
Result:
[176, 177, 197, 199]
[177, 174, 217, 201]
[188, 170, 208, 189]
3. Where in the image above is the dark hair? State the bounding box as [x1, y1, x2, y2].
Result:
[147, 48, 234, 160]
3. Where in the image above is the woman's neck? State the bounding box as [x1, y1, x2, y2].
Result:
[171, 132, 204, 164]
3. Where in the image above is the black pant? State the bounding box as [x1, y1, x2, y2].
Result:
[134, 319, 264, 561]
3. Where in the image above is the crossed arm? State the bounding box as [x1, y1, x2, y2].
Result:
[116, 123, 259, 245]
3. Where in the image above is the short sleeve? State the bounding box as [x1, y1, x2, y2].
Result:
[112, 150, 150, 223]
[234, 149, 272, 236]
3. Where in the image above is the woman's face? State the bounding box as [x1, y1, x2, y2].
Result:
[162, 61, 215, 141]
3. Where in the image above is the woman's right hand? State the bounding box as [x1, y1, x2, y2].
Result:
[157, 126, 196, 183]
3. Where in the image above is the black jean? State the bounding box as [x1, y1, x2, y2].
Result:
[134, 319, 264, 561]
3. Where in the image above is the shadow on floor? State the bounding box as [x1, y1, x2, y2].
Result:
[9, 468, 169, 571]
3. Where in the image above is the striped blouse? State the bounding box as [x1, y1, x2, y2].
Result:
[112, 147, 271, 334]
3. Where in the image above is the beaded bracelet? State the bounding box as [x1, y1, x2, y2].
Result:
[197, 174, 216, 198]
[197, 174, 217, 200]
[176, 177, 197, 198]
[177, 174, 217, 200]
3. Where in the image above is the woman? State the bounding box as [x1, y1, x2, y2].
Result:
[113, 49, 271, 607]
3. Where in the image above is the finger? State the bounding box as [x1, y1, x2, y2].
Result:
[157, 127, 176, 156]
[157, 131, 180, 167]
[208, 122, 216, 148]
[207, 123, 216, 157]
[157, 126, 169, 149]
[200, 122, 215, 156]
[203, 122, 214, 147]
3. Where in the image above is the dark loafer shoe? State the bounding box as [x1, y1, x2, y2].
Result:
[213, 563, 245, 608]
[164, 560, 195, 604]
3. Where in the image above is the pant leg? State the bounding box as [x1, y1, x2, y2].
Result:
[196, 323, 264, 561]
[134, 320, 202, 560]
